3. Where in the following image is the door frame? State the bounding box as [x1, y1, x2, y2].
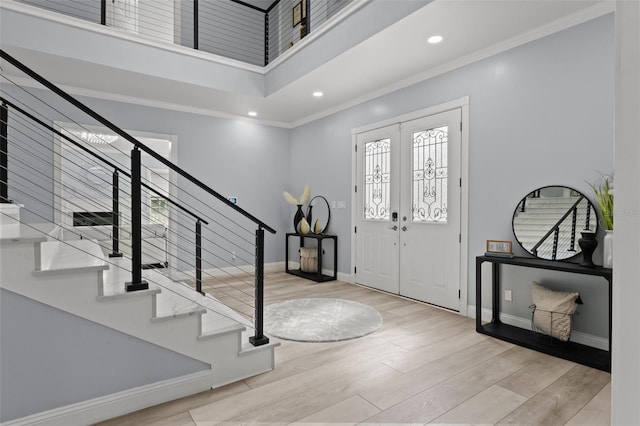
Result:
[52, 122, 179, 275]
[350, 96, 470, 314]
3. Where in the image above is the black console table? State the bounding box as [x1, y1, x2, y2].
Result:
[476, 255, 612, 372]
[286, 233, 337, 282]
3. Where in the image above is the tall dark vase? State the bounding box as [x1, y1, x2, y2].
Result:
[293, 204, 304, 233]
[306, 205, 313, 229]
[578, 231, 598, 267]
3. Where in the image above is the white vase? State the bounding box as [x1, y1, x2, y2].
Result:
[603, 230, 613, 268]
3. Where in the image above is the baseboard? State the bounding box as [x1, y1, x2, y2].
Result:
[2, 370, 212, 426]
[337, 272, 354, 283]
[467, 305, 608, 351]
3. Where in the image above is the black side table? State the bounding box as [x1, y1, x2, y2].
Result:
[285, 233, 337, 282]
[476, 255, 612, 372]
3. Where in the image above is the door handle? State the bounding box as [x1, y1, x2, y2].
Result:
[389, 225, 398, 231]
[401, 226, 408, 232]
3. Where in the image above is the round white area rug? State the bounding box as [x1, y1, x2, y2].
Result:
[264, 298, 383, 342]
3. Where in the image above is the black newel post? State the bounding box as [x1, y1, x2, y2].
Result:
[126, 147, 148, 291]
[194, 0, 199, 50]
[249, 226, 269, 346]
[196, 219, 203, 295]
[0, 102, 9, 203]
[109, 170, 123, 258]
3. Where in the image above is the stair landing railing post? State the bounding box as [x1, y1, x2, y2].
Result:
[1, 102, 10, 203]
[264, 11, 269, 66]
[100, 0, 106, 25]
[194, 0, 199, 50]
[126, 146, 148, 292]
[249, 226, 269, 346]
[196, 219, 203, 295]
[109, 170, 123, 258]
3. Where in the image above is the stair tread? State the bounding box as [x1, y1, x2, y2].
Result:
[97, 287, 162, 300]
[34, 264, 109, 275]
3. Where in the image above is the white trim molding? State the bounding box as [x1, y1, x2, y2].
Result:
[2, 370, 212, 426]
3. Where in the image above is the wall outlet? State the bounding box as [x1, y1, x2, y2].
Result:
[505, 289, 513, 302]
[231, 251, 236, 261]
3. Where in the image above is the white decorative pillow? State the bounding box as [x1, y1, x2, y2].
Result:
[531, 281, 580, 342]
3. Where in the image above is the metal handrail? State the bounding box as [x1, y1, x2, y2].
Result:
[0, 49, 275, 234]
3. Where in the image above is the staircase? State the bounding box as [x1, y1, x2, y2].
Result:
[0, 215, 278, 424]
[0, 49, 279, 424]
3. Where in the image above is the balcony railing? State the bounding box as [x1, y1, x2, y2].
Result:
[15, 0, 352, 66]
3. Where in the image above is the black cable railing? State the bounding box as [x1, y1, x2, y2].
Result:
[2, 103, 259, 311]
[531, 196, 592, 260]
[0, 49, 275, 346]
[1, 94, 214, 278]
[14, 0, 353, 66]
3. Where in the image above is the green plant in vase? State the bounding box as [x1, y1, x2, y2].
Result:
[589, 175, 613, 230]
[589, 174, 613, 268]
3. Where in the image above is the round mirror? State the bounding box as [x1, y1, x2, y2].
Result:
[512, 186, 598, 260]
[306, 196, 331, 234]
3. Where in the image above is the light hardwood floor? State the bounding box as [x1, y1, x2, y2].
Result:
[98, 271, 611, 425]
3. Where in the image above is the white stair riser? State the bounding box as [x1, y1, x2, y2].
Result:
[0, 240, 275, 370]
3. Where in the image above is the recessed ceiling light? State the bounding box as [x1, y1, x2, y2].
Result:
[313, 91, 323, 98]
[248, 111, 257, 117]
[427, 35, 443, 44]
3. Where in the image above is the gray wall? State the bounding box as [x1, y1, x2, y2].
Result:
[0, 288, 209, 422]
[290, 14, 614, 333]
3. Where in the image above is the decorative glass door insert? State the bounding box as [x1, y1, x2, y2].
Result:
[364, 138, 391, 220]
[412, 126, 448, 223]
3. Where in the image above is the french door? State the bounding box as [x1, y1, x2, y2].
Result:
[355, 109, 462, 311]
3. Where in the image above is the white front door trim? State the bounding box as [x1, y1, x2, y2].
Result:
[350, 96, 470, 314]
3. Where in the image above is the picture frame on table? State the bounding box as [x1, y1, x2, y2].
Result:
[485, 240, 514, 257]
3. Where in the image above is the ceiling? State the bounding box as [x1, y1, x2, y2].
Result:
[2, 0, 612, 127]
